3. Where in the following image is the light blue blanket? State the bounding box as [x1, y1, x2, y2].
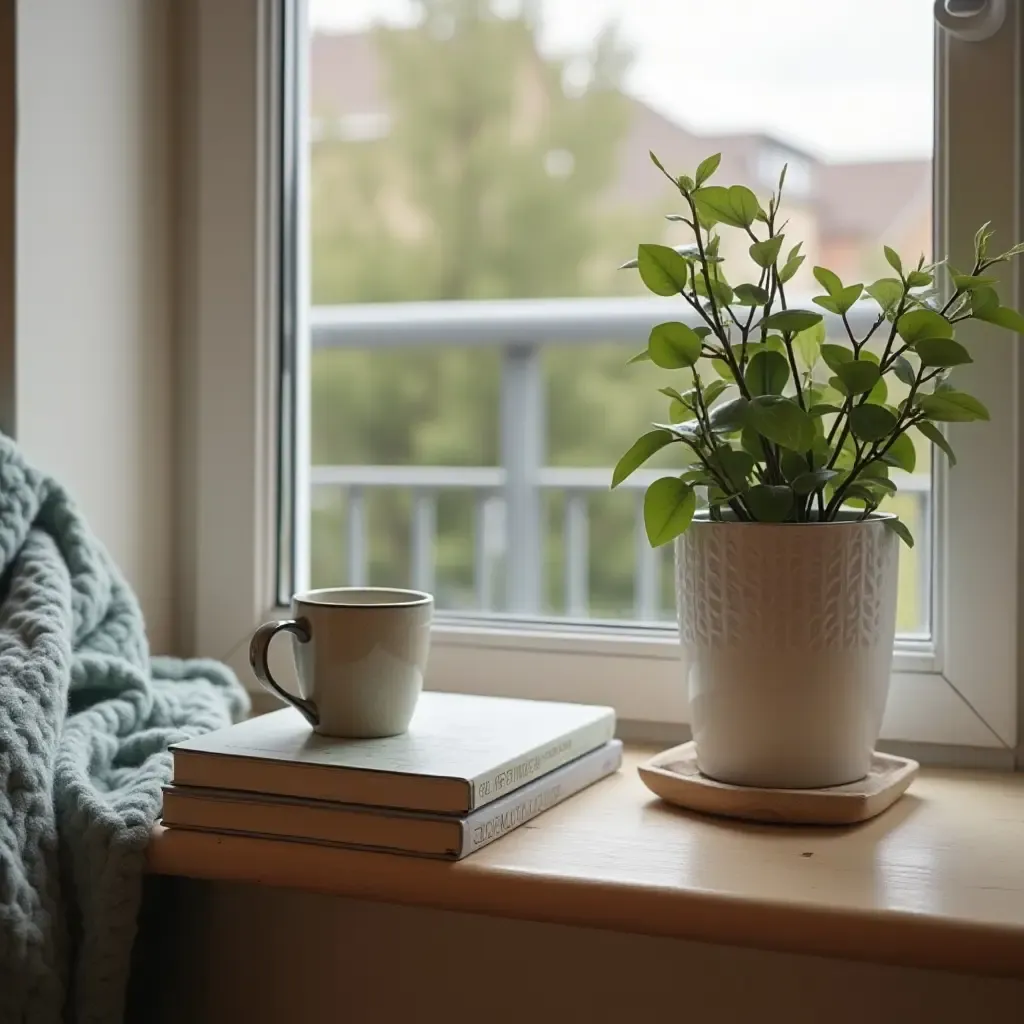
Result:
[0, 437, 248, 1023]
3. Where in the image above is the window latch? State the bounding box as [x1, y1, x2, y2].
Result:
[934, 0, 1006, 41]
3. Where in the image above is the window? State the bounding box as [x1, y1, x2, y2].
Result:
[187, 1, 1021, 757]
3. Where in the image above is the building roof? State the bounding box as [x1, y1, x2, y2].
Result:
[818, 159, 931, 241]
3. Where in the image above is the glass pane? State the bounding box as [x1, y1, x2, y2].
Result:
[305, 0, 934, 635]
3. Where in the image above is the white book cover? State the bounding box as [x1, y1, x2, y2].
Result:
[170, 691, 616, 814]
[162, 740, 624, 860]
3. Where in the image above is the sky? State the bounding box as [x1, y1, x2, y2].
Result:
[308, 0, 934, 164]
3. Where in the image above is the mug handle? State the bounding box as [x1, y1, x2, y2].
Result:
[248, 619, 318, 728]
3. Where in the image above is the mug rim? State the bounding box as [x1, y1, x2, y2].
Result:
[293, 586, 433, 609]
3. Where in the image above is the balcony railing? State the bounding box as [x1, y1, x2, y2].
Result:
[309, 297, 931, 625]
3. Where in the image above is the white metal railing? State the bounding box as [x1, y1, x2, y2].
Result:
[309, 297, 931, 624]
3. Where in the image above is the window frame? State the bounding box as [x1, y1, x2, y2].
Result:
[181, 0, 1022, 763]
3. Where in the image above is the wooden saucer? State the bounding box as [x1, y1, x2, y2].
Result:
[638, 742, 918, 825]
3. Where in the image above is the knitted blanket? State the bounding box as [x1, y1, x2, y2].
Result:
[0, 437, 249, 1023]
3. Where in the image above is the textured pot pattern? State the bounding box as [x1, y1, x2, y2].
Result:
[675, 514, 899, 789]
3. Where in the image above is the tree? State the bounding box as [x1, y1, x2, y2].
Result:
[310, 0, 662, 613]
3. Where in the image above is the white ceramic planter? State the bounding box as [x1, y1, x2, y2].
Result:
[675, 511, 900, 790]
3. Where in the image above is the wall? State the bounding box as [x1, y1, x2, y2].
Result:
[131, 879, 1024, 1024]
[15, 0, 174, 650]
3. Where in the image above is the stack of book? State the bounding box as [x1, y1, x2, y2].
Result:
[162, 691, 622, 860]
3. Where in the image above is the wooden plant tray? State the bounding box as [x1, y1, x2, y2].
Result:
[638, 742, 918, 825]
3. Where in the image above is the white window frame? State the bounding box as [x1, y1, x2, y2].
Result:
[179, 0, 1022, 762]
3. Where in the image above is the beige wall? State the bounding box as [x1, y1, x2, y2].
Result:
[15, 0, 174, 650]
[132, 879, 1024, 1024]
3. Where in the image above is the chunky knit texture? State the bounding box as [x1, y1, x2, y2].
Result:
[0, 437, 249, 1023]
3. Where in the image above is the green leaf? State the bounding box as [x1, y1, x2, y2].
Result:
[658, 385, 688, 404]
[915, 337, 973, 368]
[761, 309, 823, 334]
[669, 400, 690, 423]
[882, 431, 917, 473]
[835, 283, 864, 314]
[743, 484, 795, 523]
[918, 391, 990, 422]
[884, 245, 903, 275]
[841, 484, 882, 508]
[859, 458, 890, 480]
[741, 425, 766, 462]
[866, 277, 903, 313]
[637, 244, 689, 296]
[812, 295, 840, 315]
[693, 185, 761, 229]
[693, 186, 745, 228]
[649, 150, 672, 179]
[702, 379, 729, 406]
[792, 468, 838, 495]
[779, 254, 805, 283]
[970, 286, 999, 318]
[884, 517, 915, 549]
[746, 396, 816, 452]
[793, 321, 825, 369]
[915, 420, 957, 466]
[821, 343, 853, 373]
[849, 404, 897, 442]
[693, 273, 734, 306]
[620, 243, 705, 270]
[808, 403, 843, 417]
[995, 240, 1024, 260]
[780, 450, 809, 482]
[612, 430, 674, 488]
[975, 304, 1024, 334]
[626, 350, 652, 365]
[678, 174, 695, 192]
[708, 396, 750, 433]
[712, 357, 735, 381]
[813, 266, 843, 296]
[733, 283, 771, 306]
[678, 467, 713, 486]
[708, 447, 756, 492]
[897, 308, 953, 344]
[648, 321, 702, 368]
[905, 271, 933, 288]
[728, 185, 761, 227]
[835, 360, 881, 395]
[866, 375, 889, 405]
[694, 152, 722, 187]
[744, 349, 790, 397]
[644, 478, 697, 547]
[952, 273, 998, 291]
[749, 235, 784, 269]
[892, 355, 917, 386]
[656, 419, 702, 441]
[974, 221, 993, 260]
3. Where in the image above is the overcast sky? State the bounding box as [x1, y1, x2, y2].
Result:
[309, 0, 934, 164]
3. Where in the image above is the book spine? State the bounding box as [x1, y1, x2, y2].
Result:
[469, 711, 615, 810]
[458, 740, 623, 859]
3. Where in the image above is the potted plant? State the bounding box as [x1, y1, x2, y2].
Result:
[613, 151, 1024, 790]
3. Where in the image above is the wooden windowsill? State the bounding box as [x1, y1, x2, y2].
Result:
[147, 747, 1024, 979]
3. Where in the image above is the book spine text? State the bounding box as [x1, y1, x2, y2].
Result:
[470, 712, 615, 809]
[460, 741, 623, 858]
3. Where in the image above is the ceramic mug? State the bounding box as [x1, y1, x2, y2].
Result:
[249, 587, 434, 738]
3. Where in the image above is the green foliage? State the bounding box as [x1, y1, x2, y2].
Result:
[648, 322, 702, 368]
[644, 477, 696, 546]
[616, 150, 1024, 547]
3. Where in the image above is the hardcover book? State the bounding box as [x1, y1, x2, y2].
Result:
[170, 691, 616, 814]
[162, 740, 623, 859]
